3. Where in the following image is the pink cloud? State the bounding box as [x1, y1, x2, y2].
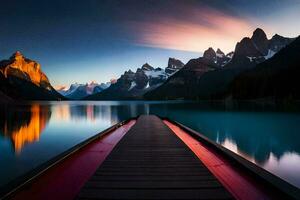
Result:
[126, 6, 256, 53]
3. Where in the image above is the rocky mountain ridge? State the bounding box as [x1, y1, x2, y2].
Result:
[227, 36, 300, 100]
[231, 28, 294, 67]
[0, 52, 63, 100]
[0, 51, 52, 90]
[1, 28, 296, 101]
[57, 81, 111, 100]
[145, 28, 296, 100]
[84, 58, 185, 100]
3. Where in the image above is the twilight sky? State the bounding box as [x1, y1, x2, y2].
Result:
[0, 0, 299, 87]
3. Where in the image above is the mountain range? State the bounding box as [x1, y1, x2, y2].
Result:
[1, 28, 298, 102]
[144, 28, 296, 100]
[0, 51, 63, 102]
[57, 81, 110, 100]
[227, 35, 300, 100]
[84, 58, 184, 100]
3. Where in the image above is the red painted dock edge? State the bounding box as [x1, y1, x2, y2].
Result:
[164, 120, 278, 200]
[9, 120, 136, 200]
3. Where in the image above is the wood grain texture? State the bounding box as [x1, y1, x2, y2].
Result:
[77, 115, 233, 200]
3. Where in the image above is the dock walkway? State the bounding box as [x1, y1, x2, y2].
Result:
[78, 115, 233, 199]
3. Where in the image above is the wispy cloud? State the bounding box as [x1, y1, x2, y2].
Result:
[126, 5, 256, 53]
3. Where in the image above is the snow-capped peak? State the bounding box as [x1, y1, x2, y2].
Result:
[56, 81, 111, 99]
[216, 48, 225, 58]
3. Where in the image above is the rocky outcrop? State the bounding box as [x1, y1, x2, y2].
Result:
[235, 37, 263, 57]
[203, 47, 216, 61]
[141, 63, 154, 71]
[0, 51, 51, 90]
[228, 36, 300, 100]
[230, 28, 294, 67]
[226, 51, 234, 58]
[135, 68, 148, 89]
[251, 28, 269, 55]
[165, 58, 184, 74]
[0, 52, 63, 100]
[201, 47, 231, 67]
[269, 34, 294, 52]
[216, 48, 225, 57]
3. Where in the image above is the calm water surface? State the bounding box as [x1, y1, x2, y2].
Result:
[0, 101, 300, 189]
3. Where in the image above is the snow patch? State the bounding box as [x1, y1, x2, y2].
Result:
[247, 56, 255, 62]
[264, 49, 276, 59]
[169, 64, 178, 69]
[216, 53, 224, 58]
[227, 52, 234, 59]
[145, 81, 150, 89]
[128, 81, 136, 91]
[144, 70, 167, 79]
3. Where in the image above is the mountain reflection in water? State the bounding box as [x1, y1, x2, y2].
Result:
[0, 104, 51, 154]
[0, 102, 150, 154]
[0, 101, 299, 189]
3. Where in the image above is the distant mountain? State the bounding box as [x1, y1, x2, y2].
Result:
[0, 52, 64, 100]
[57, 81, 110, 100]
[145, 28, 295, 100]
[84, 58, 184, 100]
[229, 28, 294, 68]
[144, 47, 232, 99]
[165, 58, 184, 74]
[203, 48, 232, 67]
[227, 36, 300, 100]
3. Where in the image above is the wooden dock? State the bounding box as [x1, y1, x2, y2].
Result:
[4, 115, 299, 200]
[78, 115, 234, 199]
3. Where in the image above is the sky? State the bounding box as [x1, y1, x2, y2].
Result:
[0, 0, 299, 87]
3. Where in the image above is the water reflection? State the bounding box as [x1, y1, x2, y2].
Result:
[220, 138, 300, 187]
[148, 103, 300, 188]
[52, 104, 110, 122]
[0, 102, 151, 154]
[51, 102, 150, 124]
[0, 101, 299, 188]
[0, 104, 51, 154]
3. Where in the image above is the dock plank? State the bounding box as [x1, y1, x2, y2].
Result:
[77, 115, 233, 200]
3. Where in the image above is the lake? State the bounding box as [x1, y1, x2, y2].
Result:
[0, 101, 300, 189]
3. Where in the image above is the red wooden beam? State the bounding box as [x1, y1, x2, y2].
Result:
[164, 120, 277, 200]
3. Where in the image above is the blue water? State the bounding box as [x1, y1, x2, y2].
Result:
[0, 101, 299, 189]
